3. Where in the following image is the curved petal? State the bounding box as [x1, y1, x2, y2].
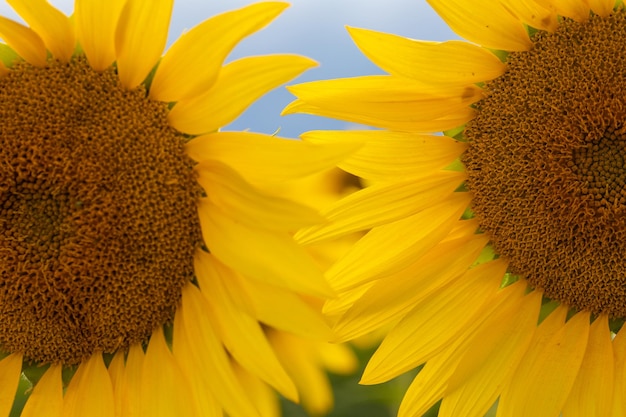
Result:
[21, 364, 63, 417]
[169, 54, 316, 134]
[0, 353, 22, 417]
[62, 353, 115, 417]
[547, 0, 592, 21]
[500, 0, 559, 32]
[75, 0, 126, 71]
[562, 316, 614, 417]
[195, 161, 324, 231]
[185, 131, 360, 184]
[115, 0, 173, 89]
[197, 199, 333, 298]
[193, 250, 298, 401]
[302, 130, 465, 181]
[150, 2, 288, 102]
[284, 76, 481, 133]
[7, 0, 75, 61]
[348, 28, 505, 85]
[426, 0, 532, 51]
[0, 16, 46, 66]
[141, 327, 199, 417]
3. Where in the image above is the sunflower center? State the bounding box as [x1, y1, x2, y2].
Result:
[0, 58, 202, 365]
[464, 11, 626, 318]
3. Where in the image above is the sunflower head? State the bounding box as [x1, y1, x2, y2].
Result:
[285, 0, 626, 415]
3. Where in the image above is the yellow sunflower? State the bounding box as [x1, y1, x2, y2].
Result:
[0, 1, 359, 416]
[285, 0, 626, 416]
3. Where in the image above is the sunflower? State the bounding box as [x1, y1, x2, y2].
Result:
[0, 1, 360, 416]
[285, 0, 626, 416]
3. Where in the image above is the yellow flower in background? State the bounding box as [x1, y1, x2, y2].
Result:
[0, 0, 359, 416]
[286, 0, 626, 416]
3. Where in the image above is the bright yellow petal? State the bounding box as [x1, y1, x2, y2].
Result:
[21, 364, 63, 417]
[426, 0, 532, 51]
[284, 76, 481, 132]
[348, 27, 505, 85]
[115, 0, 173, 89]
[500, 0, 559, 32]
[562, 315, 614, 417]
[333, 233, 488, 342]
[195, 161, 324, 231]
[0, 353, 22, 417]
[169, 54, 316, 134]
[62, 353, 115, 417]
[362, 260, 507, 384]
[74, 0, 126, 71]
[498, 308, 590, 417]
[150, 2, 288, 102]
[186, 132, 359, 185]
[612, 327, 626, 415]
[233, 363, 281, 417]
[324, 194, 471, 292]
[197, 200, 333, 297]
[547, 0, 592, 21]
[268, 331, 334, 415]
[141, 327, 198, 417]
[301, 130, 466, 181]
[193, 250, 298, 401]
[296, 172, 466, 244]
[0, 16, 46, 66]
[586, 0, 616, 16]
[239, 277, 332, 340]
[7, 0, 74, 61]
[439, 291, 541, 417]
[175, 284, 261, 417]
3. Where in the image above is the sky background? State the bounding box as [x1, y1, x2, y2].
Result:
[0, 0, 460, 138]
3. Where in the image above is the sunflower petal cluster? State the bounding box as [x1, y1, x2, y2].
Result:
[285, 0, 626, 416]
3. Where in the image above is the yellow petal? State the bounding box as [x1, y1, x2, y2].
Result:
[562, 316, 614, 417]
[348, 27, 505, 85]
[7, 0, 74, 61]
[197, 200, 333, 297]
[185, 131, 360, 184]
[150, 2, 288, 102]
[0, 353, 22, 417]
[333, 233, 488, 342]
[301, 130, 466, 181]
[498, 308, 590, 417]
[0, 43, 18, 68]
[115, 0, 173, 89]
[296, 172, 466, 244]
[324, 194, 471, 292]
[233, 363, 280, 417]
[439, 290, 541, 417]
[586, 0, 616, 16]
[108, 345, 143, 417]
[547, 0, 592, 21]
[268, 331, 334, 415]
[362, 260, 507, 384]
[74, 0, 126, 71]
[0, 16, 46, 66]
[21, 364, 63, 417]
[426, 0, 532, 51]
[500, 0, 559, 32]
[284, 76, 481, 132]
[169, 54, 316, 134]
[175, 284, 261, 417]
[62, 353, 115, 417]
[239, 277, 332, 340]
[141, 327, 198, 417]
[195, 161, 324, 231]
[193, 250, 298, 401]
[612, 327, 626, 415]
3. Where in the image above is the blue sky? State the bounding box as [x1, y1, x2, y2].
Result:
[0, 0, 460, 137]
